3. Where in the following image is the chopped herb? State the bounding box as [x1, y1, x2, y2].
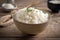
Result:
[26, 8, 32, 12]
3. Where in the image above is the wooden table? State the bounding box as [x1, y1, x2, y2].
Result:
[0, 0, 60, 40]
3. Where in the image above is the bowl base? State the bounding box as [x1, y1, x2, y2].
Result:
[26, 34, 36, 36]
[3, 10, 11, 13]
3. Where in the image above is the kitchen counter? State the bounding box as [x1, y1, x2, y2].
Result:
[0, 0, 60, 40]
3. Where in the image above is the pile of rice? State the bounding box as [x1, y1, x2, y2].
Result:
[2, 3, 15, 9]
[49, 0, 60, 4]
[15, 7, 48, 24]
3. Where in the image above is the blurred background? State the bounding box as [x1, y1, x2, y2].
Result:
[0, 0, 47, 7]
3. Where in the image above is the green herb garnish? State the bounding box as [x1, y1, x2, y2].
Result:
[26, 8, 32, 12]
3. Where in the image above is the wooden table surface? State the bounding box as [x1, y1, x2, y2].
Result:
[0, 0, 60, 40]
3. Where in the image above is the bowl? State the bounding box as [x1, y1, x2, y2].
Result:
[12, 9, 50, 35]
[47, 0, 60, 13]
